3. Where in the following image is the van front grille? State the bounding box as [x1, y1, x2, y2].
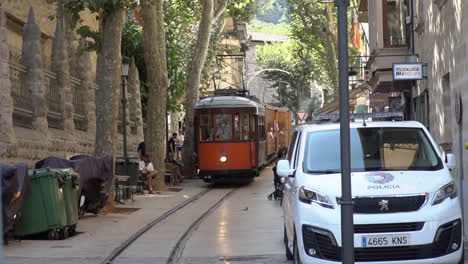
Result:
[353, 195, 426, 214]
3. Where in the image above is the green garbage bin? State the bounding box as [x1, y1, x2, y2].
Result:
[14, 168, 67, 240]
[59, 169, 80, 237]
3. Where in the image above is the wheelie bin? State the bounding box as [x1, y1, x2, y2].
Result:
[14, 168, 67, 240]
[59, 169, 80, 238]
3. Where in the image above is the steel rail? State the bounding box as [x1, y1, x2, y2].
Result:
[166, 187, 239, 264]
[100, 188, 213, 264]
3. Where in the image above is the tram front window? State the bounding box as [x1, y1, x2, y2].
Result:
[200, 114, 211, 141]
[234, 113, 251, 141]
[215, 114, 232, 140]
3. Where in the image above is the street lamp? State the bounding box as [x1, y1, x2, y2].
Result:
[121, 56, 131, 175]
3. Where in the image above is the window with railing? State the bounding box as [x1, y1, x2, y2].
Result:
[383, 0, 410, 47]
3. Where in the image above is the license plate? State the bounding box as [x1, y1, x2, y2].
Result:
[362, 234, 411, 247]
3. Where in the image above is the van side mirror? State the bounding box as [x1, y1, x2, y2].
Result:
[277, 160, 295, 177]
[445, 153, 456, 171]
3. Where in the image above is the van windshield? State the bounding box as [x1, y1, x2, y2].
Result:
[303, 127, 443, 173]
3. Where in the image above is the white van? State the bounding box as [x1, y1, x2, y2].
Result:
[277, 120, 463, 264]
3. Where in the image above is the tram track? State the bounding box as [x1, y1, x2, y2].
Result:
[166, 187, 238, 264]
[100, 188, 212, 264]
[100, 186, 239, 264]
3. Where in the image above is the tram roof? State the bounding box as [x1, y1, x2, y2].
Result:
[195, 96, 265, 114]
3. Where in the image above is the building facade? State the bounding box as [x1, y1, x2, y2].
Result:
[0, 1, 144, 166]
[360, 0, 468, 233]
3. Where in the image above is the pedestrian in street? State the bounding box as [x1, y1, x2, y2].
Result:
[175, 130, 184, 160]
[139, 154, 157, 194]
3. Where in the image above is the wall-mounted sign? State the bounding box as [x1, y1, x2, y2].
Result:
[393, 63, 424, 81]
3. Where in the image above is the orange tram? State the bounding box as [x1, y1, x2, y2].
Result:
[194, 94, 293, 183]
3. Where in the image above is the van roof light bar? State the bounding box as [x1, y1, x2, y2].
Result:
[313, 112, 404, 122]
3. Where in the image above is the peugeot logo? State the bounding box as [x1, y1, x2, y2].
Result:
[379, 200, 389, 211]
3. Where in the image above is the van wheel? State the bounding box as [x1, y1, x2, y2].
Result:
[284, 226, 293, 260]
[293, 235, 302, 264]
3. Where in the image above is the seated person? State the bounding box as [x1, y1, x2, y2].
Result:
[166, 152, 183, 184]
[139, 154, 157, 194]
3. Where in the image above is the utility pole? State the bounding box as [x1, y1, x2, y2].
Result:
[335, 0, 354, 263]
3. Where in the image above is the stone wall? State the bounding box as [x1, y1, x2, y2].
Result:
[2, 0, 98, 73]
[0, 5, 144, 167]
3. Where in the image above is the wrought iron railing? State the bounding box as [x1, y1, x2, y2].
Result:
[44, 70, 63, 129]
[9, 61, 33, 128]
[44, 70, 61, 114]
[71, 77, 85, 116]
[71, 76, 88, 131]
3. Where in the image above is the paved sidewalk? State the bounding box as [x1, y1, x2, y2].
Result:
[3, 180, 210, 264]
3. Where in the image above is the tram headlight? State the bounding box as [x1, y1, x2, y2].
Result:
[220, 156, 227, 163]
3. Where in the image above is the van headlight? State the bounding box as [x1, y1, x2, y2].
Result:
[299, 187, 334, 209]
[432, 181, 457, 205]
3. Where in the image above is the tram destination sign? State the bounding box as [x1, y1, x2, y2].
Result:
[393, 63, 424, 81]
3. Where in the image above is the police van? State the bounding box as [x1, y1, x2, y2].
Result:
[277, 113, 463, 264]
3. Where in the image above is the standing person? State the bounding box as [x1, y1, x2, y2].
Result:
[167, 133, 177, 157]
[139, 154, 157, 194]
[175, 130, 184, 160]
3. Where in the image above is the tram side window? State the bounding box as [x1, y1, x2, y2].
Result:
[215, 114, 232, 140]
[258, 117, 266, 141]
[250, 115, 256, 140]
[234, 113, 241, 141]
[241, 113, 250, 140]
[200, 114, 211, 141]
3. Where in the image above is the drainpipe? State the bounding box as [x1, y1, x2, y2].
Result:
[410, 0, 415, 56]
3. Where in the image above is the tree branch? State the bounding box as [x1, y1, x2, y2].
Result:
[213, 0, 228, 22]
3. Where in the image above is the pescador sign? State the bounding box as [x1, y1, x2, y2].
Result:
[393, 63, 424, 81]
